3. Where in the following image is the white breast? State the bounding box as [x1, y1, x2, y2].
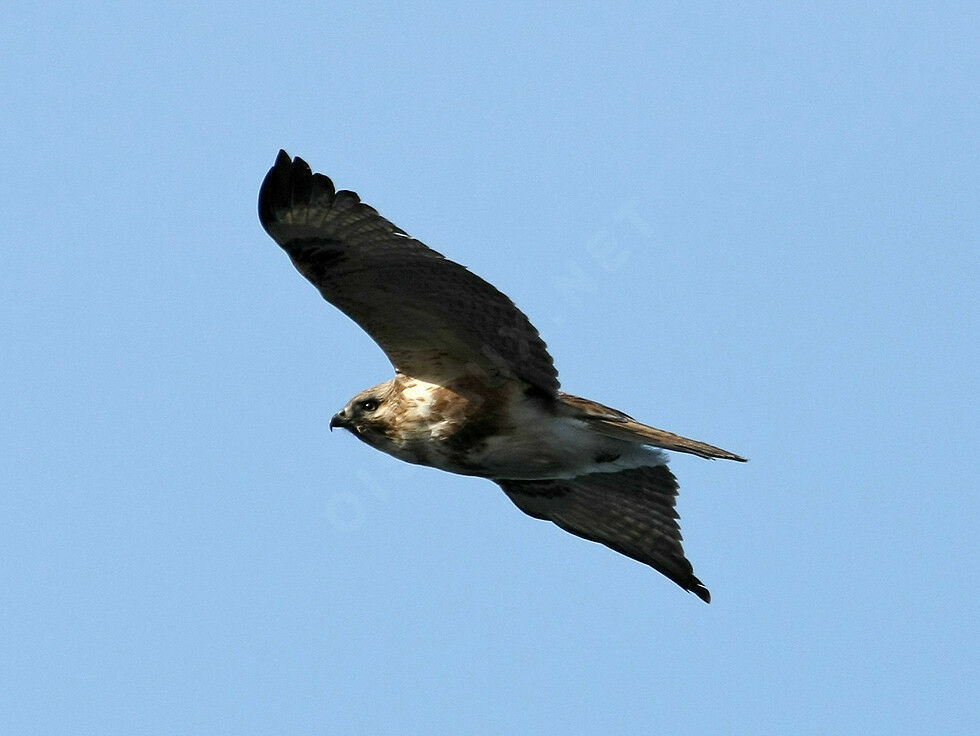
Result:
[459, 409, 666, 480]
[385, 378, 666, 480]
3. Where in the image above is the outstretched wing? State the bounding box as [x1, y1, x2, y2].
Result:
[497, 465, 711, 602]
[258, 151, 559, 394]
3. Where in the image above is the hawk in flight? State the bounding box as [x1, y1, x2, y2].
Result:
[259, 151, 745, 602]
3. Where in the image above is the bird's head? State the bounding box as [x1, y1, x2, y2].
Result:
[330, 380, 398, 444]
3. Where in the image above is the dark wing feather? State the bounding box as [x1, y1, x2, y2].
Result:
[498, 465, 711, 602]
[258, 151, 559, 394]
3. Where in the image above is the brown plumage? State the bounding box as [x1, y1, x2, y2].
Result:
[259, 151, 745, 602]
[558, 393, 746, 461]
[499, 464, 710, 602]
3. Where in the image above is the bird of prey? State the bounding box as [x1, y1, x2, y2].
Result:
[258, 150, 745, 602]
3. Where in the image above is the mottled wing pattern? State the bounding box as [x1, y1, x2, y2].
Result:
[258, 151, 559, 394]
[498, 465, 711, 602]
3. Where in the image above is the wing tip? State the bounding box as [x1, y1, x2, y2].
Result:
[662, 555, 711, 603]
[689, 578, 711, 603]
[258, 149, 298, 231]
[258, 150, 337, 236]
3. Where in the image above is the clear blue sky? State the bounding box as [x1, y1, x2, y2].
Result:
[2, 2, 977, 734]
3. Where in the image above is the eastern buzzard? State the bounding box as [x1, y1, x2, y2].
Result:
[258, 151, 745, 602]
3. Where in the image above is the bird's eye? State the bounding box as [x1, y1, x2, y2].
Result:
[357, 399, 380, 413]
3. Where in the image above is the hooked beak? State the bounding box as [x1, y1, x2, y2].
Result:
[329, 412, 349, 432]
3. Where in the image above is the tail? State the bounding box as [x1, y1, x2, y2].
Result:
[558, 392, 747, 462]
